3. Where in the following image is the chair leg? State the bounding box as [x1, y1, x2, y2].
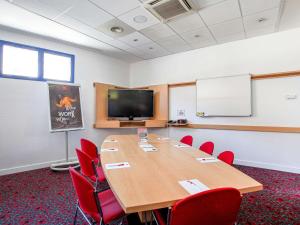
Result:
[73, 202, 79, 225]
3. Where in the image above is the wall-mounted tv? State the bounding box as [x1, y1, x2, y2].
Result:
[108, 89, 154, 120]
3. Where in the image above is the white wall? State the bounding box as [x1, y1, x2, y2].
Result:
[130, 28, 300, 173]
[0, 29, 133, 175]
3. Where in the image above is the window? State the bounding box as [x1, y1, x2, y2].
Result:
[0, 40, 74, 82]
[43, 52, 72, 81]
[2, 45, 39, 78]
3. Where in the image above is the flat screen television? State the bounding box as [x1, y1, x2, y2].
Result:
[108, 89, 154, 120]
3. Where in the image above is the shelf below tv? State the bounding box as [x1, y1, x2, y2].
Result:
[94, 120, 167, 129]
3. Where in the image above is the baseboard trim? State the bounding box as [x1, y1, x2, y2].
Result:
[235, 159, 300, 174]
[0, 157, 77, 176]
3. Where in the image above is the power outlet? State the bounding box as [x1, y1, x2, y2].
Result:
[177, 109, 185, 117]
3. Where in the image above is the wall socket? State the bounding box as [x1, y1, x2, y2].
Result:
[177, 109, 185, 117]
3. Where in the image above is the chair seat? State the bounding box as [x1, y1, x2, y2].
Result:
[153, 208, 169, 225]
[97, 189, 125, 224]
[96, 166, 106, 182]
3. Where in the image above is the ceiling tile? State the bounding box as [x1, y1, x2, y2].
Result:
[179, 26, 214, 44]
[157, 35, 192, 53]
[246, 26, 275, 38]
[216, 32, 245, 43]
[167, 13, 205, 33]
[65, 1, 114, 28]
[240, 0, 281, 16]
[199, 0, 241, 25]
[192, 0, 227, 9]
[39, 0, 78, 12]
[90, 0, 141, 17]
[118, 6, 160, 30]
[54, 15, 114, 42]
[243, 8, 279, 33]
[96, 18, 135, 38]
[137, 42, 169, 57]
[141, 23, 175, 41]
[190, 38, 216, 48]
[118, 31, 153, 47]
[11, 0, 62, 19]
[279, 0, 300, 31]
[209, 18, 244, 38]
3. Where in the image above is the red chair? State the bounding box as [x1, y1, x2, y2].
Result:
[153, 187, 242, 225]
[69, 167, 125, 225]
[199, 141, 214, 155]
[76, 148, 106, 185]
[218, 151, 235, 165]
[81, 138, 100, 165]
[180, 135, 193, 146]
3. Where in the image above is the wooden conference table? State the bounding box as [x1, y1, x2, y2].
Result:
[100, 134, 263, 218]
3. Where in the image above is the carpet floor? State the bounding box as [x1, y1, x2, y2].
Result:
[0, 165, 299, 225]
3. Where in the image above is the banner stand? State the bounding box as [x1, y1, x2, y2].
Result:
[50, 131, 80, 171]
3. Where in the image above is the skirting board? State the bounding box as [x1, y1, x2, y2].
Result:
[0, 157, 77, 176]
[235, 159, 300, 174]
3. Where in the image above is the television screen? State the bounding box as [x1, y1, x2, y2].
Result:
[108, 89, 154, 119]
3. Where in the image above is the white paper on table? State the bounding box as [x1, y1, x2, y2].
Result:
[105, 162, 130, 170]
[101, 148, 119, 152]
[103, 139, 118, 143]
[142, 147, 158, 152]
[179, 179, 209, 195]
[173, 144, 189, 148]
[139, 143, 153, 148]
[196, 157, 219, 163]
[157, 137, 170, 140]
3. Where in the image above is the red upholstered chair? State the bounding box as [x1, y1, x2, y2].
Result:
[199, 141, 214, 155]
[218, 151, 235, 165]
[81, 138, 100, 166]
[69, 167, 125, 225]
[153, 187, 242, 225]
[180, 135, 193, 146]
[76, 148, 106, 185]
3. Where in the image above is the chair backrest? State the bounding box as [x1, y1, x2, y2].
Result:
[76, 148, 97, 181]
[180, 135, 193, 146]
[80, 138, 99, 160]
[218, 151, 234, 165]
[69, 167, 101, 222]
[170, 188, 242, 225]
[199, 141, 214, 155]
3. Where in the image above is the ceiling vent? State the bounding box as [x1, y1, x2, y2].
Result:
[144, 0, 194, 22]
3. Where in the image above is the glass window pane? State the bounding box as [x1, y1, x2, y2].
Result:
[43, 53, 72, 81]
[2, 45, 39, 78]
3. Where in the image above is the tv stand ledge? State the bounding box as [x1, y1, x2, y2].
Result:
[94, 120, 167, 128]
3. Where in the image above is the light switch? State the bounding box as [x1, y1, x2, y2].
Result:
[285, 94, 297, 100]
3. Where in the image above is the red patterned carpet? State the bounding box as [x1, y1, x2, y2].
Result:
[0, 165, 299, 225]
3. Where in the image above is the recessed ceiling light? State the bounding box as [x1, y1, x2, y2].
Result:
[257, 18, 267, 23]
[110, 26, 124, 33]
[133, 39, 139, 42]
[194, 34, 201, 38]
[149, 47, 154, 50]
[133, 15, 148, 23]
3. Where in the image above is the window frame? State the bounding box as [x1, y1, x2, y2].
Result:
[0, 40, 75, 83]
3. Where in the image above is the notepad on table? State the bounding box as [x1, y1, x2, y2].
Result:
[173, 144, 189, 148]
[157, 137, 170, 140]
[105, 162, 130, 170]
[179, 179, 209, 195]
[196, 157, 219, 163]
[101, 148, 118, 152]
[103, 139, 118, 143]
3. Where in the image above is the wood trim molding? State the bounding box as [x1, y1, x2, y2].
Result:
[251, 70, 300, 80]
[168, 81, 196, 88]
[167, 70, 300, 88]
[172, 124, 300, 133]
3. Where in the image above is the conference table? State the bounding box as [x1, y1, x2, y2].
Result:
[100, 134, 263, 222]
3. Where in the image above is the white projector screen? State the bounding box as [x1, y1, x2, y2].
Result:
[196, 74, 252, 117]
